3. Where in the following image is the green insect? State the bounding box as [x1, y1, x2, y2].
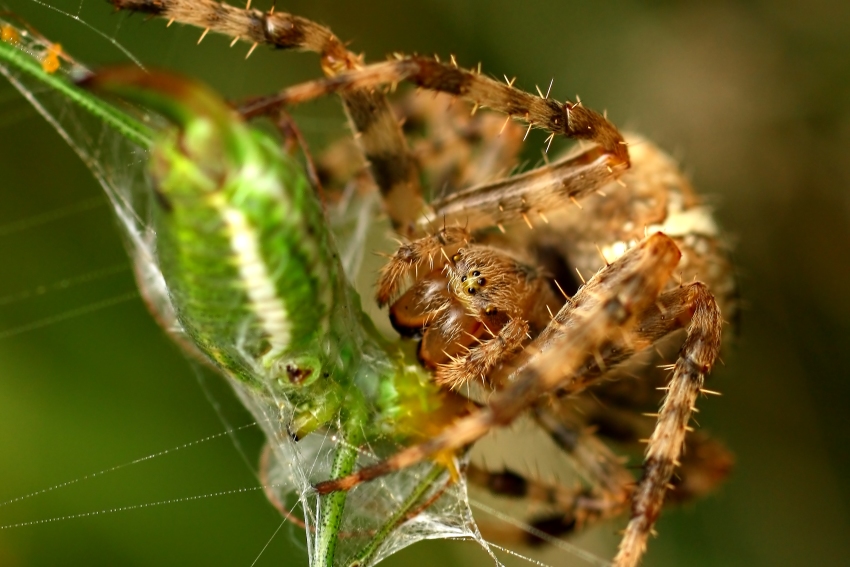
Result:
[0, 17, 476, 567]
[0, 4, 736, 566]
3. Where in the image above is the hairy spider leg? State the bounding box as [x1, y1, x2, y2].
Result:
[397, 93, 526, 194]
[242, 56, 628, 167]
[112, 0, 424, 235]
[234, 55, 632, 236]
[613, 282, 721, 567]
[428, 144, 625, 233]
[376, 226, 472, 306]
[312, 93, 527, 210]
[563, 398, 734, 507]
[531, 405, 635, 513]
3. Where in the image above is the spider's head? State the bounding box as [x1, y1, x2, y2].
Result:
[446, 247, 532, 317]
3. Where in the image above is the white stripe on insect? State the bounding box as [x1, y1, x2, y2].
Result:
[218, 203, 292, 359]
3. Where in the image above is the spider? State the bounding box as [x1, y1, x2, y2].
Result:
[75, 1, 735, 565]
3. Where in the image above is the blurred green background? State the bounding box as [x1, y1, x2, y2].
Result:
[1, 0, 849, 566]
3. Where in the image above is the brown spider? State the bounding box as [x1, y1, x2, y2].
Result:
[111, 1, 736, 565]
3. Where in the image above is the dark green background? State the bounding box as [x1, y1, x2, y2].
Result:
[1, 1, 849, 565]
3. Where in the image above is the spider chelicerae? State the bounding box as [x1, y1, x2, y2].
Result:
[79, 1, 736, 565]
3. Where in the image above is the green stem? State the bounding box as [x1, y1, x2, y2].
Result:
[315, 416, 364, 567]
[0, 40, 152, 147]
[348, 464, 447, 567]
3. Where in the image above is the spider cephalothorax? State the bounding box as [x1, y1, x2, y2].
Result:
[384, 238, 560, 389]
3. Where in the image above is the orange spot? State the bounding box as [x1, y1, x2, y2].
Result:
[1, 24, 21, 44]
[40, 43, 62, 74]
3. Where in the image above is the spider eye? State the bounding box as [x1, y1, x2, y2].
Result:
[452, 253, 462, 263]
[467, 287, 476, 295]
[461, 275, 467, 282]
[472, 270, 481, 277]
[477, 278, 486, 286]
